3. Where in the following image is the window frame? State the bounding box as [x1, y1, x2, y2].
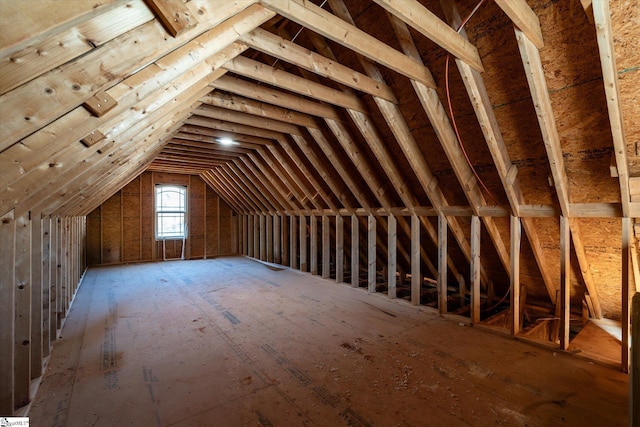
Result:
[154, 184, 188, 240]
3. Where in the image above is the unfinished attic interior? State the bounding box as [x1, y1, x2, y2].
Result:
[1, 0, 638, 423]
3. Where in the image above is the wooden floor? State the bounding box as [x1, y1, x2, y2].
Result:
[29, 257, 627, 426]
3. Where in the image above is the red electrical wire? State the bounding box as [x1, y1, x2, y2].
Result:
[444, 0, 495, 204]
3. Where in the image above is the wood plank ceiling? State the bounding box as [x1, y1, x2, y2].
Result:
[1, 0, 638, 320]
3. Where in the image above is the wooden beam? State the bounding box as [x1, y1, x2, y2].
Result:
[493, 0, 544, 48]
[31, 212, 43, 379]
[374, 0, 484, 71]
[299, 215, 307, 272]
[273, 214, 281, 264]
[14, 212, 31, 409]
[322, 215, 330, 279]
[368, 215, 376, 293]
[388, 214, 397, 299]
[560, 216, 571, 350]
[623, 217, 631, 372]
[592, 0, 631, 217]
[211, 75, 340, 120]
[290, 215, 297, 269]
[222, 56, 368, 112]
[632, 292, 640, 425]
[438, 213, 448, 315]
[510, 215, 522, 335]
[336, 215, 344, 283]
[239, 28, 397, 102]
[351, 214, 359, 288]
[144, 0, 196, 37]
[0, 210, 16, 415]
[411, 214, 420, 306]
[310, 215, 317, 274]
[516, 28, 603, 319]
[195, 104, 303, 135]
[470, 215, 481, 324]
[261, 0, 436, 88]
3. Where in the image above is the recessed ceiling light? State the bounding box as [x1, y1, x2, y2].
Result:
[218, 137, 235, 146]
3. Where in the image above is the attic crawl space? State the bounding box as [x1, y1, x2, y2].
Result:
[0, 0, 638, 423]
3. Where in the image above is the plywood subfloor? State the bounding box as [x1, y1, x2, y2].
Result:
[29, 257, 627, 426]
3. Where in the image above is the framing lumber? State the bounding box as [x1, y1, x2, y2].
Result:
[290, 214, 297, 269]
[310, 215, 317, 274]
[322, 214, 331, 279]
[336, 215, 344, 283]
[439, 0, 558, 304]
[516, 28, 603, 319]
[351, 214, 359, 288]
[388, 214, 397, 299]
[411, 214, 420, 306]
[623, 217, 631, 372]
[493, 0, 544, 48]
[470, 215, 481, 324]
[260, 0, 436, 88]
[560, 216, 571, 350]
[145, 0, 196, 37]
[374, 0, 483, 71]
[510, 215, 522, 335]
[438, 213, 448, 314]
[592, 0, 631, 218]
[238, 28, 397, 102]
[0, 209, 15, 414]
[368, 215, 376, 293]
[14, 212, 31, 408]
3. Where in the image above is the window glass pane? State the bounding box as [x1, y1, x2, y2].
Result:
[155, 185, 187, 239]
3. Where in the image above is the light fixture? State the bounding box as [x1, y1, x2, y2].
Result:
[217, 137, 236, 146]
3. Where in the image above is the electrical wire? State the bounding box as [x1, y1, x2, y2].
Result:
[444, 0, 496, 204]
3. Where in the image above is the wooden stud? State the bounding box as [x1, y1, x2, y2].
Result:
[510, 215, 522, 335]
[322, 215, 330, 279]
[260, 214, 266, 261]
[41, 216, 51, 357]
[351, 214, 359, 288]
[290, 215, 297, 270]
[300, 215, 308, 272]
[632, 292, 640, 425]
[254, 214, 260, 260]
[388, 214, 397, 299]
[273, 214, 281, 265]
[144, 0, 196, 37]
[329, 215, 341, 283]
[14, 212, 32, 409]
[31, 212, 43, 379]
[438, 213, 448, 314]
[560, 216, 571, 350]
[470, 215, 481, 324]
[0, 209, 16, 415]
[310, 215, 317, 275]
[368, 215, 376, 293]
[411, 214, 420, 306]
[623, 217, 631, 372]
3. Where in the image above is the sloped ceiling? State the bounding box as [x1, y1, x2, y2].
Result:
[1, 0, 638, 319]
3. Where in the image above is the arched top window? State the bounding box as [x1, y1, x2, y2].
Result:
[155, 185, 187, 239]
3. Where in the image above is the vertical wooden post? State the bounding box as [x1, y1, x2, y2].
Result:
[336, 215, 344, 283]
[42, 216, 51, 357]
[322, 215, 331, 279]
[310, 215, 317, 274]
[510, 215, 522, 335]
[247, 216, 254, 257]
[260, 214, 266, 261]
[471, 215, 481, 323]
[351, 214, 359, 288]
[623, 217, 631, 372]
[266, 215, 271, 261]
[0, 209, 16, 415]
[253, 215, 259, 259]
[50, 217, 58, 341]
[438, 213, 448, 314]
[560, 216, 571, 350]
[15, 212, 32, 409]
[31, 213, 43, 379]
[274, 215, 281, 265]
[368, 215, 376, 293]
[388, 214, 397, 299]
[411, 214, 420, 305]
[631, 292, 640, 425]
[282, 215, 289, 266]
[300, 215, 307, 272]
[290, 215, 297, 269]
